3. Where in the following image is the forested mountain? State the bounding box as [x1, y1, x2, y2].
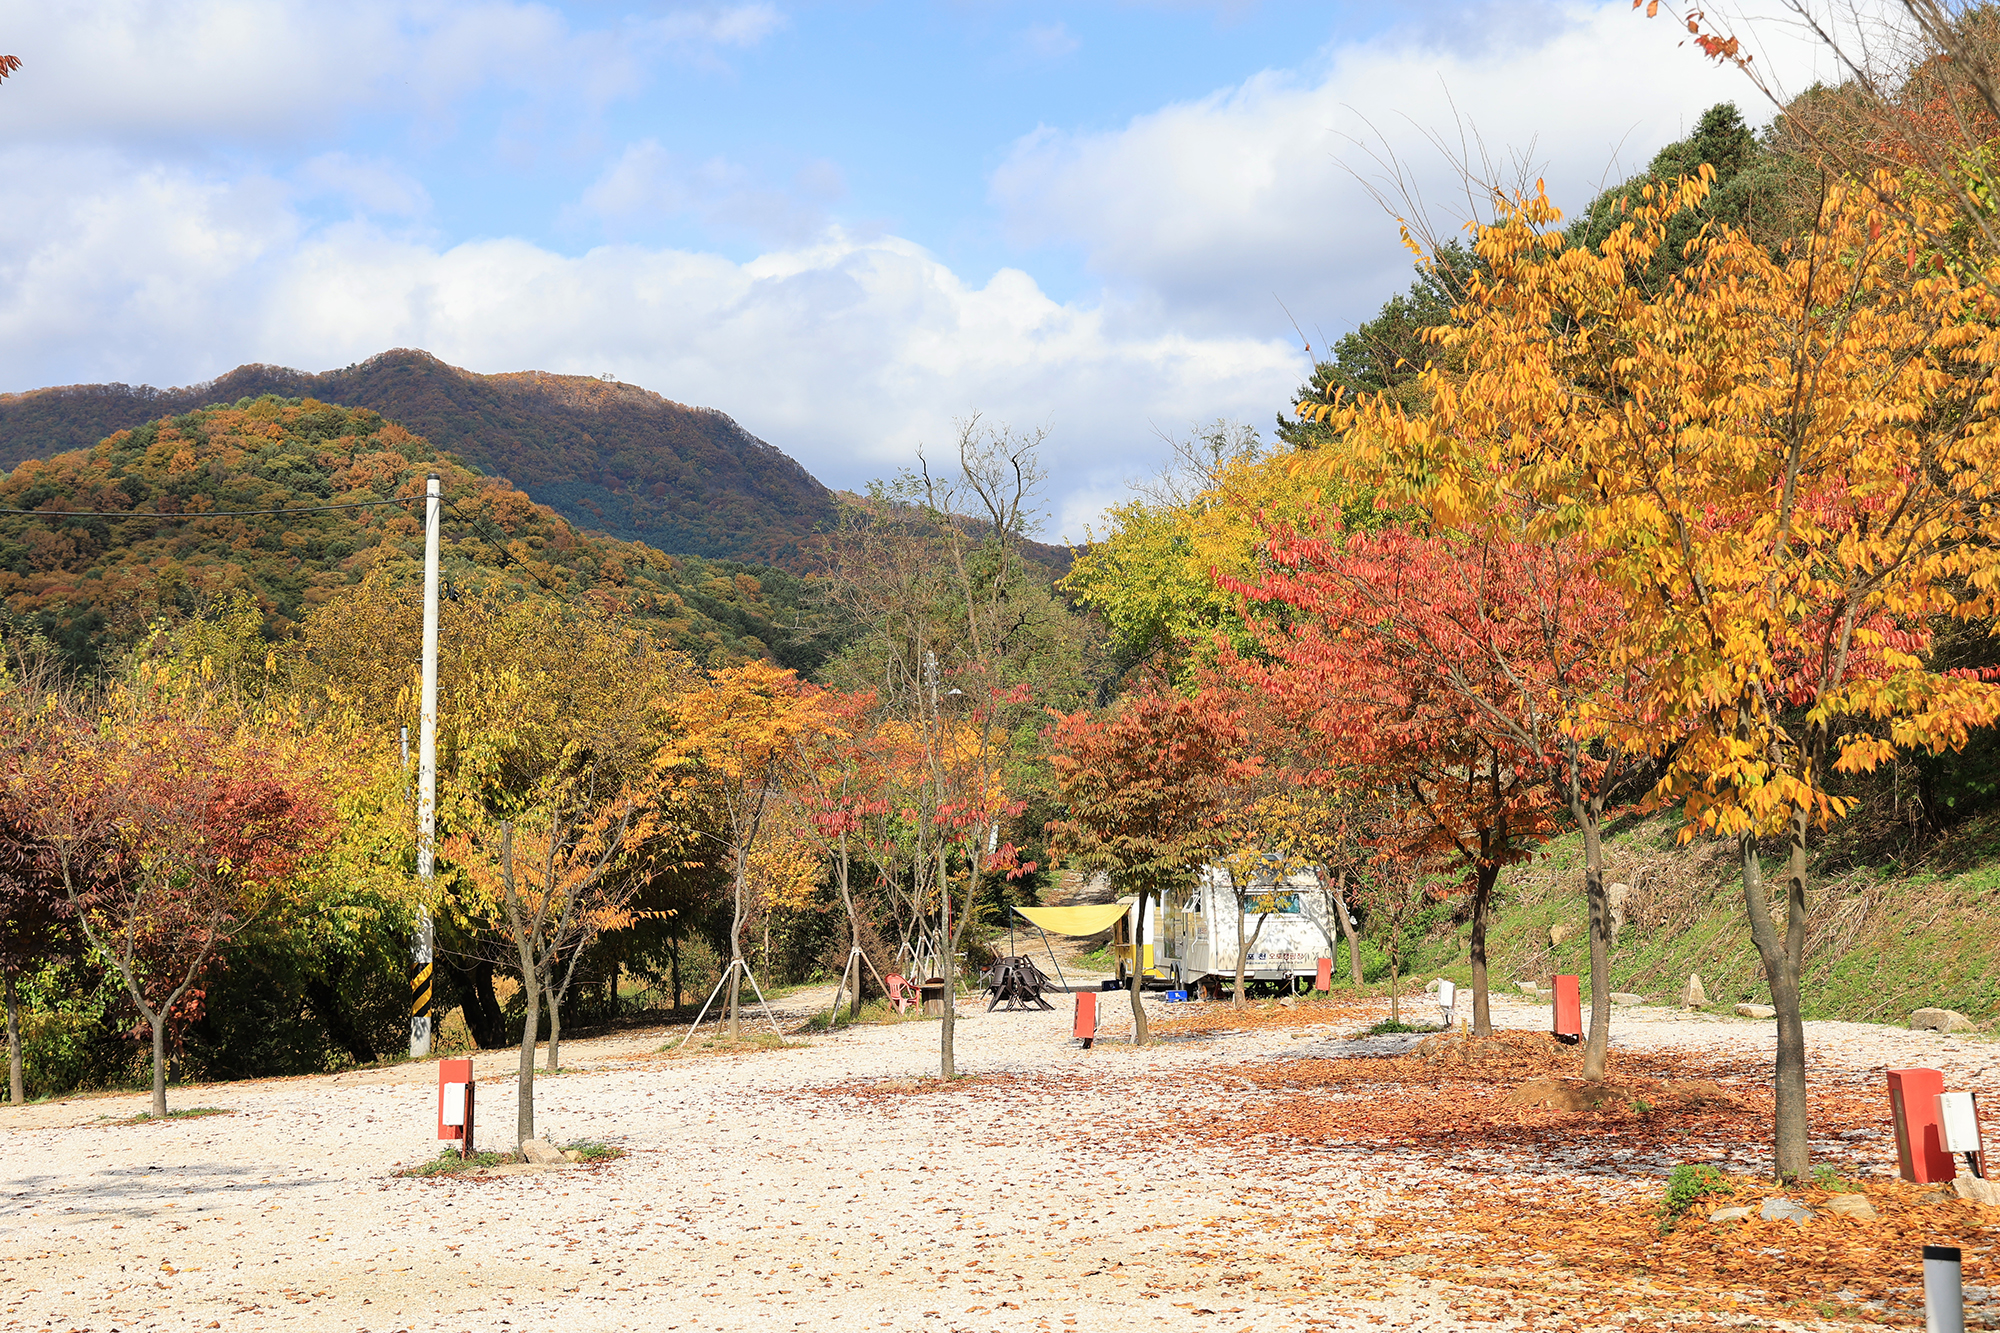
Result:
[0, 396, 846, 672]
[0, 349, 838, 569]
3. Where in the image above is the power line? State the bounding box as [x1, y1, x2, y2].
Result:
[0, 496, 425, 519]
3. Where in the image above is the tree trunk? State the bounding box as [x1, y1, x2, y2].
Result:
[939, 844, 956, 1079]
[840, 831, 862, 1024]
[1469, 862, 1498, 1037]
[150, 1011, 169, 1118]
[1579, 802, 1612, 1082]
[1332, 874, 1363, 986]
[5, 967, 23, 1106]
[516, 960, 539, 1148]
[438, 954, 507, 1048]
[1232, 881, 1249, 1009]
[1128, 890, 1151, 1047]
[727, 850, 748, 1043]
[545, 979, 562, 1073]
[1749, 828, 1812, 1181]
[1387, 943, 1401, 1025]
[1235, 907, 1272, 1010]
[670, 938, 682, 1014]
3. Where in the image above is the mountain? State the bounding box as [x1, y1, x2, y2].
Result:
[0, 349, 838, 570]
[0, 396, 847, 672]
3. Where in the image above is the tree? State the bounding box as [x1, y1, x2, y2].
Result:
[822, 418, 1084, 1077]
[435, 597, 693, 1141]
[1046, 686, 1257, 1046]
[445, 796, 641, 1139]
[794, 689, 886, 1025]
[1316, 168, 2000, 1177]
[0, 762, 73, 1105]
[659, 660, 842, 1043]
[18, 698, 330, 1117]
[1223, 770, 1371, 987]
[1346, 794, 1447, 1026]
[1227, 527, 1562, 1038]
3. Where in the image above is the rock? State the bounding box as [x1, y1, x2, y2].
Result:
[1956, 1176, 1999, 1206]
[1707, 1206, 1752, 1224]
[1683, 974, 1707, 1009]
[519, 1138, 567, 1166]
[1611, 992, 1644, 1006]
[1911, 1008, 1978, 1033]
[1516, 981, 1540, 995]
[1918, 1187, 1953, 1206]
[1735, 1003, 1777, 1019]
[1824, 1194, 1878, 1220]
[1607, 882, 1633, 943]
[1277, 996, 1297, 1009]
[1760, 1197, 1813, 1225]
[1549, 924, 1573, 948]
[563, 1149, 584, 1163]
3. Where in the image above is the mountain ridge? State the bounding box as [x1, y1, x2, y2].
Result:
[0, 350, 837, 570]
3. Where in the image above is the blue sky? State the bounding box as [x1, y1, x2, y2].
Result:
[0, 0, 1831, 538]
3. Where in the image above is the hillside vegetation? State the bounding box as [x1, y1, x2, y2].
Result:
[0, 395, 845, 671]
[0, 349, 837, 569]
[1414, 809, 2000, 1029]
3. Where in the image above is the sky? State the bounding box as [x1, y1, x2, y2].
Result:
[0, 0, 1840, 540]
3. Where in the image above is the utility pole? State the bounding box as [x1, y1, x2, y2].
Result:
[411, 473, 440, 1058]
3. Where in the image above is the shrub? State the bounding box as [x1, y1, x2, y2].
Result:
[1659, 1163, 1732, 1231]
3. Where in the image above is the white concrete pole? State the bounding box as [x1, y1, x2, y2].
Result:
[411, 473, 441, 1058]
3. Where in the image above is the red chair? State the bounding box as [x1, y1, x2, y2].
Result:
[885, 973, 916, 1014]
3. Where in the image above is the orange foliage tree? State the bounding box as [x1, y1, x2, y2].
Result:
[659, 659, 846, 1042]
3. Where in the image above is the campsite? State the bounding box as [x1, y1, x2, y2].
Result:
[9, 4, 2000, 1329]
[5, 979, 1994, 1332]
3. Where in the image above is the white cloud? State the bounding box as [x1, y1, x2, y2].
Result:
[569, 140, 843, 244]
[0, 146, 1299, 542]
[650, 4, 788, 49]
[0, 0, 786, 150]
[991, 1, 1842, 338]
[295, 153, 431, 219]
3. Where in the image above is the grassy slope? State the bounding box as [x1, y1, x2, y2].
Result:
[1415, 810, 2000, 1028]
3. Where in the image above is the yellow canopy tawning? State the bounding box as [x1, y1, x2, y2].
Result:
[1013, 903, 1131, 937]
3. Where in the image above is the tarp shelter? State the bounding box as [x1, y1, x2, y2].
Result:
[1013, 903, 1130, 937]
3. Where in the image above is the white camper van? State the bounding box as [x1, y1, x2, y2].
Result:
[1114, 865, 1344, 996]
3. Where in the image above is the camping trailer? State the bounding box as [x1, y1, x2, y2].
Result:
[1117, 866, 1344, 995]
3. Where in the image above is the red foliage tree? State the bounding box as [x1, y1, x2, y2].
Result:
[1228, 525, 1634, 1054]
[18, 706, 332, 1115]
[1045, 686, 1259, 1046]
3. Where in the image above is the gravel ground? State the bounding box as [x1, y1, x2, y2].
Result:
[1, 984, 1993, 1333]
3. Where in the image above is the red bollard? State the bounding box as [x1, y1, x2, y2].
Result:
[1315, 957, 1332, 992]
[437, 1057, 475, 1159]
[1073, 992, 1098, 1050]
[1551, 974, 1582, 1044]
[1888, 1068, 1956, 1183]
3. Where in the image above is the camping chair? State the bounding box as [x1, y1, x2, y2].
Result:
[885, 973, 916, 1014]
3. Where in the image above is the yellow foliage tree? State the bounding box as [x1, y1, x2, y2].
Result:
[1316, 167, 2000, 1179]
[657, 659, 845, 1042]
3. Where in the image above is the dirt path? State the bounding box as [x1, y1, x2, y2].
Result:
[1, 990, 1992, 1331]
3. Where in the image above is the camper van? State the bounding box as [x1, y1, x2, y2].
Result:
[1114, 865, 1343, 996]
